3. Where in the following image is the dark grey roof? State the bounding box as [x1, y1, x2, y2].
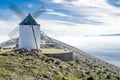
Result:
[20, 13, 38, 25]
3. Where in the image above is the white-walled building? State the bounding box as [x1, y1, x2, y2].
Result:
[19, 14, 40, 50]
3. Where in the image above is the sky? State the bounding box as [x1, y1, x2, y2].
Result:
[1, 0, 120, 66]
[0, 0, 120, 46]
[0, 0, 120, 43]
[0, 0, 120, 41]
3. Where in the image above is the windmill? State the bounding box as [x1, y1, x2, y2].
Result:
[8, 3, 45, 50]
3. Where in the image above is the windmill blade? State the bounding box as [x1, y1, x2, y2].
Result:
[8, 27, 19, 38]
[9, 3, 25, 20]
[32, 6, 45, 18]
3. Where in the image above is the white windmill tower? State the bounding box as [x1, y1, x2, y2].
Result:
[8, 3, 45, 50]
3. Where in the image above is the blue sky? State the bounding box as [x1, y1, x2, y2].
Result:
[1, 0, 120, 42]
[0, 0, 82, 24]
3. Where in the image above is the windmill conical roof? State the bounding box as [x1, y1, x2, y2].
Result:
[20, 13, 38, 25]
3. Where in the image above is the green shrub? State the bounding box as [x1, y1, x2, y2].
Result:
[87, 76, 94, 80]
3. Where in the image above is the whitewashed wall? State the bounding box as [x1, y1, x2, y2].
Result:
[19, 25, 40, 49]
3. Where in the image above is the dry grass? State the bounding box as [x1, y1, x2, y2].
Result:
[0, 48, 72, 55]
[41, 48, 72, 54]
[0, 49, 13, 54]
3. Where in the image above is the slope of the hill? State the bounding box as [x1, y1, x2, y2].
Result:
[0, 33, 120, 80]
[51, 38, 120, 74]
[0, 49, 120, 80]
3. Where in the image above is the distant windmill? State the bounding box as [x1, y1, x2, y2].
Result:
[8, 3, 45, 50]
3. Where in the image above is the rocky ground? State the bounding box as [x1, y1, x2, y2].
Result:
[0, 49, 120, 80]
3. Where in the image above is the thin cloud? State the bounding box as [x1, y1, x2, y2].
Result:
[46, 8, 72, 18]
[83, 33, 120, 37]
[51, 0, 63, 3]
[28, 3, 34, 8]
[37, 19, 120, 38]
[98, 34, 120, 36]
[47, 0, 120, 25]
[47, 11, 72, 17]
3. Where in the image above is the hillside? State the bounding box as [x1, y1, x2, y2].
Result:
[51, 38, 120, 74]
[0, 33, 120, 80]
[0, 49, 120, 80]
